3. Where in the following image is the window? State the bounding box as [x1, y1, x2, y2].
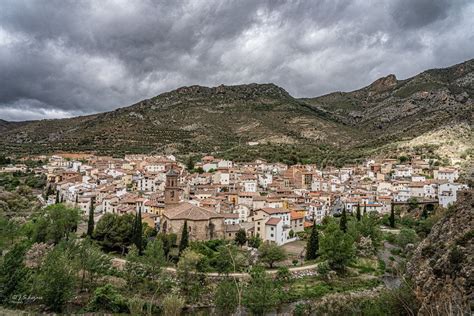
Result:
[271, 227, 274, 231]
[270, 234, 274, 237]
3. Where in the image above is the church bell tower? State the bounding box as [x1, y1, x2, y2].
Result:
[164, 168, 180, 205]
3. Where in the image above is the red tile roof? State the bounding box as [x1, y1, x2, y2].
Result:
[266, 217, 281, 226]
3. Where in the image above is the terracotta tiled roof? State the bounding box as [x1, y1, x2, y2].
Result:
[259, 207, 290, 214]
[266, 217, 281, 226]
[290, 210, 305, 220]
[163, 202, 224, 221]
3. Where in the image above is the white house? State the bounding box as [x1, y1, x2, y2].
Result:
[438, 183, 467, 207]
[435, 168, 459, 182]
[258, 173, 273, 189]
[251, 208, 294, 245]
[242, 179, 257, 193]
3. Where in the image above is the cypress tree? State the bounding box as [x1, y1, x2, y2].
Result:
[340, 207, 347, 233]
[305, 221, 319, 260]
[133, 207, 143, 255]
[356, 203, 361, 221]
[389, 203, 396, 228]
[87, 197, 95, 237]
[179, 221, 189, 254]
[363, 204, 367, 216]
[55, 191, 60, 204]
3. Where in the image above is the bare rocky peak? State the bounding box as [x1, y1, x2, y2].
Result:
[368, 74, 398, 92]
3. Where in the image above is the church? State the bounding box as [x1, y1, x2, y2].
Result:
[161, 168, 225, 241]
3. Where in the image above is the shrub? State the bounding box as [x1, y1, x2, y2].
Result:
[162, 293, 185, 316]
[87, 284, 128, 313]
[397, 228, 418, 249]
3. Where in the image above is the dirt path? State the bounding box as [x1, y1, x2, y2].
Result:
[111, 257, 320, 278]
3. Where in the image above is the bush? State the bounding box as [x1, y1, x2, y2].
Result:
[162, 293, 185, 316]
[276, 266, 291, 282]
[87, 284, 128, 313]
[317, 261, 331, 276]
[397, 228, 418, 249]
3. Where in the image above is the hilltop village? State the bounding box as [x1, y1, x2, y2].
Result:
[5, 153, 466, 246]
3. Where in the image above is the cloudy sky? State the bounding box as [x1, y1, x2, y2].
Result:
[0, 0, 473, 121]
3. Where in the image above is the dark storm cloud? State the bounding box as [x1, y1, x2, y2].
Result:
[0, 0, 473, 121]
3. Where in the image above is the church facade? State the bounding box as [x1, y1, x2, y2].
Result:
[160, 168, 225, 241]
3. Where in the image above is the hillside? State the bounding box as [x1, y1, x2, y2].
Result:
[302, 59, 473, 147]
[407, 190, 473, 315]
[0, 84, 359, 158]
[0, 59, 472, 163]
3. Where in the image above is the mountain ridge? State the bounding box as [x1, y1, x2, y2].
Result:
[0, 59, 472, 164]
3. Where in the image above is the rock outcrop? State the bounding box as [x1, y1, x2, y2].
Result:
[407, 190, 473, 315]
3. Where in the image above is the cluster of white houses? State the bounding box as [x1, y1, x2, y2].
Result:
[22, 153, 468, 245]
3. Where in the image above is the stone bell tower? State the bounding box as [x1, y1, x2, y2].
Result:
[164, 168, 180, 205]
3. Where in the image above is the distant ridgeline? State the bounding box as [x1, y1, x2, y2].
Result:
[0, 59, 472, 166]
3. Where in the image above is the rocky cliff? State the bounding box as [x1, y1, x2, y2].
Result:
[407, 190, 473, 315]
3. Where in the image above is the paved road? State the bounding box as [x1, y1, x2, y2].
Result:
[111, 258, 319, 278]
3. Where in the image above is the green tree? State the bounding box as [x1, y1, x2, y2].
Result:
[351, 213, 382, 248]
[234, 228, 247, 247]
[142, 238, 166, 277]
[258, 243, 287, 268]
[305, 222, 319, 260]
[157, 233, 177, 259]
[132, 208, 143, 255]
[93, 213, 134, 254]
[177, 249, 207, 302]
[32, 204, 80, 244]
[340, 207, 348, 233]
[0, 242, 30, 304]
[320, 221, 356, 272]
[215, 280, 239, 315]
[186, 156, 195, 171]
[356, 203, 361, 221]
[76, 239, 110, 290]
[399, 156, 408, 163]
[0, 216, 19, 252]
[363, 204, 367, 216]
[179, 221, 189, 254]
[248, 235, 262, 248]
[55, 191, 59, 204]
[36, 247, 76, 312]
[212, 244, 246, 275]
[243, 266, 280, 315]
[389, 204, 396, 228]
[87, 198, 95, 237]
[123, 246, 148, 290]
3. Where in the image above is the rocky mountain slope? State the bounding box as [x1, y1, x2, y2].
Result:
[0, 59, 472, 160]
[0, 84, 357, 156]
[302, 59, 473, 147]
[407, 190, 473, 315]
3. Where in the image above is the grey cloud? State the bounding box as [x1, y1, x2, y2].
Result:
[0, 0, 473, 121]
